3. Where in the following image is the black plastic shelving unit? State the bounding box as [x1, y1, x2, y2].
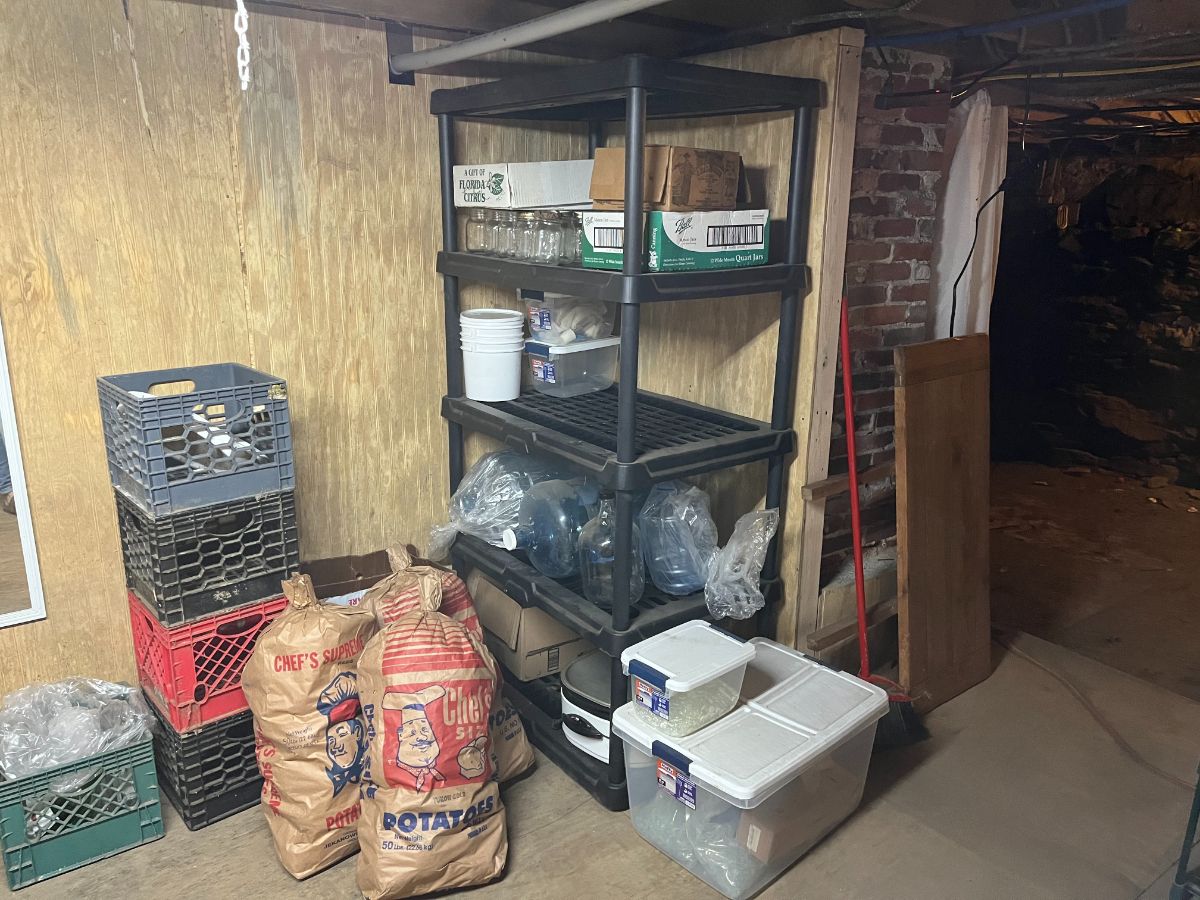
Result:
[431, 54, 821, 810]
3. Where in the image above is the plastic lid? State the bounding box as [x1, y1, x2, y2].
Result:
[500, 529, 518, 551]
[620, 621, 755, 692]
[525, 336, 621, 356]
[612, 641, 888, 807]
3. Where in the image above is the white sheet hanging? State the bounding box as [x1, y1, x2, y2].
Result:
[929, 90, 1009, 338]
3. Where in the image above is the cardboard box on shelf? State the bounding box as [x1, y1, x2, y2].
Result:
[467, 570, 592, 680]
[453, 160, 594, 209]
[581, 209, 770, 272]
[589, 145, 746, 211]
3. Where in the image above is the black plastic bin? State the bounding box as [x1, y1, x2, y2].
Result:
[117, 489, 299, 627]
[148, 703, 262, 831]
[98, 363, 294, 518]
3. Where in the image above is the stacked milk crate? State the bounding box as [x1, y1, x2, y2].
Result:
[98, 364, 300, 830]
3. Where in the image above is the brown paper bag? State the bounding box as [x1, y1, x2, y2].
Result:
[243, 573, 378, 879]
[357, 572, 507, 899]
[362, 546, 534, 783]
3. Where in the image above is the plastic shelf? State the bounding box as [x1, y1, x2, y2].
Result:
[438, 252, 810, 305]
[452, 534, 708, 657]
[442, 387, 793, 491]
[501, 671, 628, 812]
[429, 54, 822, 121]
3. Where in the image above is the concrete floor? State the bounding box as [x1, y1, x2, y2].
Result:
[992, 462, 1200, 703]
[14, 632, 1199, 899]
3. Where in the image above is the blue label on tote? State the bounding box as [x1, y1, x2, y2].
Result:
[634, 677, 670, 720]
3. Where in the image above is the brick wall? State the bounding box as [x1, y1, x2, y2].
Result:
[821, 48, 952, 580]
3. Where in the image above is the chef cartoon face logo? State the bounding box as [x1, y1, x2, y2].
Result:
[383, 686, 447, 791]
[317, 672, 366, 797]
[380, 685, 493, 792]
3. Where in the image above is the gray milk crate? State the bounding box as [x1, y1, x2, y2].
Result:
[98, 364, 294, 518]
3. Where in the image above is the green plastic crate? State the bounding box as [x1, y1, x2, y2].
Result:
[0, 738, 164, 890]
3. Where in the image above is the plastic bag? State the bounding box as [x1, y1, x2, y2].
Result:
[428, 451, 572, 560]
[0, 678, 153, 782]
[638, 481, 719, 596]
[704, 509, 780, 620]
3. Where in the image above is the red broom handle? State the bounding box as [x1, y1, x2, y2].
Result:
[840, 297, 872, 681]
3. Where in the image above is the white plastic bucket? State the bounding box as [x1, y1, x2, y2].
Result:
[463, 345, 522, 402]
[462, 340, 524, 353]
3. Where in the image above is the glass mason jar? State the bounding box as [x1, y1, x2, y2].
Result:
[578, 496, 646, 610]
[515, 211, 540, 261]
[534, 211, 563, 265]
[491, 210, 517, 258]
[559, 212, 582, 266]
[465, 208, 492, 254]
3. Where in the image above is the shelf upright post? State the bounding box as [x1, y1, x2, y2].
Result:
[608, 83, 647, 793]
[588, 121, 604, 158]
[438, 113, 466, 490]
[763, 106, 816, 585]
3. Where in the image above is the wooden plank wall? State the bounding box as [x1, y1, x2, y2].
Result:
[0, 2, 855, 692]
[895, 335, 992, 712]
[0, 0, 580, 690]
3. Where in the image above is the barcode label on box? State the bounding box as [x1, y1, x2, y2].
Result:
[707, 224, 764, 247]
[633, 676, 670, 719]
[656, 760, 697, 809]
[593, 226, 624, 249]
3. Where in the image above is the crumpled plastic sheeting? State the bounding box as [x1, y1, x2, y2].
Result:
[0, 678, 154, 781]
[705, 509, 780, 620]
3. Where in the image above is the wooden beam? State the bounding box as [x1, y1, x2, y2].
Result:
[806, 596, 897, 652]
[802, 459, 895, 502]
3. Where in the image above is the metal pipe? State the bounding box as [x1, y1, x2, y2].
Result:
[868, 0, 1129, 48]
[388, 0, 674, 74]
[438, 114, 465, 488]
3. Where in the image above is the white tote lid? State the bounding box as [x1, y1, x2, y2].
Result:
[620, 621, 755, 692]
[613, 639, 888, 808]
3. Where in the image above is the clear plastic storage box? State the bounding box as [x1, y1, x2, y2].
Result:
[523, 291, 616, 345]
[620, 621, 756, 737]
[526, 336, 620, 398]
[612, 639, 888, 900]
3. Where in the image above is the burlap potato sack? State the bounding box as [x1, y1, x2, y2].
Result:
[243, 573, 378, 879]
[362, 545, 534, 782]
[356, 572, 507, 899]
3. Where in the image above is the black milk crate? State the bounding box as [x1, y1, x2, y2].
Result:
[148, 702, 262, 831]
[98, 364, 294, 518]
[117, 489, 300, 627]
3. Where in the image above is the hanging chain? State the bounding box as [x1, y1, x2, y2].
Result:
[233, 0, 251, 91]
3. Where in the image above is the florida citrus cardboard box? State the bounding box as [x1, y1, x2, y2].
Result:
[581, 209, 770, 272]
[589, 145, 746, 211]
[453, 160, 594, 209]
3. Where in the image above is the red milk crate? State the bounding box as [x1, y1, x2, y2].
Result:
[129, 591, 287, 732]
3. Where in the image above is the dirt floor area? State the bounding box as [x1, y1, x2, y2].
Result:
[992, 461, 1200, 703]
[15, 633, 1199, 900]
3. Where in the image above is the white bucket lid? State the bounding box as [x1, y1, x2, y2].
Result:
[620, 620, 754, 692]
[461, 309, 523, 325]
[612, 639, 888, 808]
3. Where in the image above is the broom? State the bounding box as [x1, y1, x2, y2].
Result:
[839, 294, 928, 749]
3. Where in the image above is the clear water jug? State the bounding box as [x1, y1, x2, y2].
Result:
[579, 496, 646, 609]
[502, 477, 600, 579]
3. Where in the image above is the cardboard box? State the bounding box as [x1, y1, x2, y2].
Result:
[467, 570, 591, 680]
[298, 550, 392, 604]
[581, 209, 770, 272]
[589, 145, 745, 211]
[453, 160, 594, 209]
